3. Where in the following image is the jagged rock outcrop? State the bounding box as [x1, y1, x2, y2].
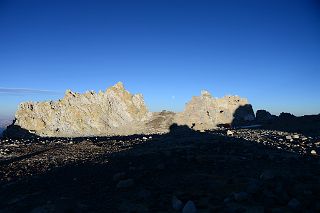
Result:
[174, 90, 255, 130]
[5, 82, 151, 137]
[256, 110, 277, 123]
[4, 83, 255, 138]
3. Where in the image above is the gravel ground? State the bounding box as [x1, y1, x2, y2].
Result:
[0, 127, 319, 212]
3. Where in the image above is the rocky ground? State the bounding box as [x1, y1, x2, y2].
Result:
[0, 127, 320, 213]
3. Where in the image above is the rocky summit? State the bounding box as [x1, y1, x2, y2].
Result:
[5, 82, 151, 137]
[174, 90, 255, 130]
[4, 82, 255, 138]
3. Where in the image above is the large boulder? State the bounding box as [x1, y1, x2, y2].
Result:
[4, 82, 151, 137]
[174, 90, 255, 130]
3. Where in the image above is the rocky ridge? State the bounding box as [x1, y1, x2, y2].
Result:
[4, 82, 255, 138]
[174, 90, 255, 130]
[5, 82, 151, 137]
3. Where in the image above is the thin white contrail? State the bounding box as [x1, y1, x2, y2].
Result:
[0, 87, 61, 95]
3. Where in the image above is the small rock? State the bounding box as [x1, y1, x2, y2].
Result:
[116, 179, 134, 189]
[182, 200, 197, 213]
[285, 135, 292, 140]
[292, 135, 299, 139]
[233, 192, 249, 201]
[172, 196, 183, 210]
[311, 150, 317, 155]
[227, 130, 234, 136]
[287, 198, 301, 210]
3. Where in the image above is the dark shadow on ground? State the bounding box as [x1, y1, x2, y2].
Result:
[0, 124, 319, 212]
[2, 124, 38, 139]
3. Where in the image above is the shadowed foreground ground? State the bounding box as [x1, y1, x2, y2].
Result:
[0, 126, 319, 212]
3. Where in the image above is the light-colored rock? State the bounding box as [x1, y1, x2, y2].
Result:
[285, 135, 292, 140]
[5, 84, 254, 137]
[174, 91, 255, 130]
[311, 150, 317, 155]
[5, 82, 152, 137]
[227, 130, 234, 136]
[293, 135, 299, 139]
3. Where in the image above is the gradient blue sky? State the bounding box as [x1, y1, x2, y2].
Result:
[1, 0, 320, 119]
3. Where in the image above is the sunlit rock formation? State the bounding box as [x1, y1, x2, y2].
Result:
[5, 82, 151, 137]
[4, 83, 255, 138]
[174, 90, 255, 130]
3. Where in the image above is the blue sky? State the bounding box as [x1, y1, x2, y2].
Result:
[0, 0, 320, 118]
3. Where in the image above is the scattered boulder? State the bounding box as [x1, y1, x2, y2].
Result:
[227, 130, 234, 136]
[311, 150, 317, 155]
[292, 134, 299, 139]
[285, 135, 292, 140]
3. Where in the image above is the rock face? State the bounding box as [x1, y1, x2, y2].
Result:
[174, 90, 255, 130]
[256, 110, 277, 123]
[4, 83, 255, 138]
[5, 82, 151, 137]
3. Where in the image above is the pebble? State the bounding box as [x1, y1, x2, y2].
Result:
[285, 135, 292, 140]
[292, 135, 299, 139]
[182, 200, 197, 213]
[227, 130, 234, 136]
